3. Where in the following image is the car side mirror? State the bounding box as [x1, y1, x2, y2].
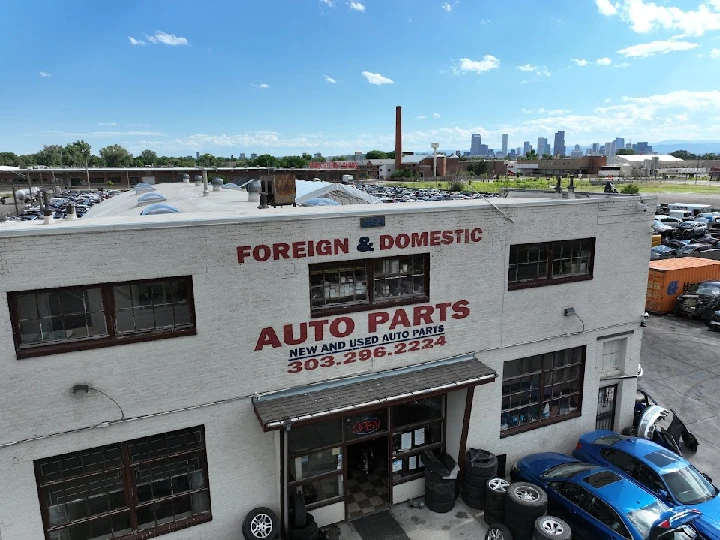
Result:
[657, 489, 671, 502]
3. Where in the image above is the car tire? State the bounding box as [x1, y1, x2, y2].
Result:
[290, 514, 318, 540]
[291, 493, 307, 528]
[425, 497, 455, 514]
[242, 507, 279, 540]
[486, 523, 513, 540]
[466, 449, 498, 478]
[426, 471, 456, 496]
[532, 516, 571, 540]
[505, 482, 547, 518]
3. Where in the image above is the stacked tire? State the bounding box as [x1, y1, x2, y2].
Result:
[289, 494, 320, 540]
[532, 516, 571, 540]
[462, 448, 498, 510]
[483, 477, 510, 525]
[425, 469, 456, 513]
[505, 482, 548, 540]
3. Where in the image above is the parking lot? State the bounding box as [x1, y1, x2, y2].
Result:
[640, 314, 720, 481]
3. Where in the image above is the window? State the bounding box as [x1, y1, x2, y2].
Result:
[35, 426, 211, 540]
[586, 495, 631, 539]
[9, 277, 196, 359]
[500, 346, 585, 436]
[601, 449, 639, 477]
[508, 238, 594, 290]
[309, 254, 429, 316]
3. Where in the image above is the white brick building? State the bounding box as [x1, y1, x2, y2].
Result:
[0, 183, 653, 540]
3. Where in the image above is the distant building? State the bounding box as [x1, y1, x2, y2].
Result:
[591, 143, 600, 155]
[251, 153, 258, 159]
[479, 144, 489, 156]
[553, 131, 566, 157]
[314, 153, 323, 159]
[471, 134, 482, 155]
[239, 153, 246, 160]
[634, 142, 653, 155]
[516, 147, 522, 156]
[538, 137, 548, 157]
[615, 138, 625, 152]
[570, 144, 583, 158]
[501, 134, 509, 156]
[523, 142, 531, 156]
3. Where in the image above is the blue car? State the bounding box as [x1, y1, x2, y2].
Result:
[574, 431, 720, 539]
[510, 452, 700, 539]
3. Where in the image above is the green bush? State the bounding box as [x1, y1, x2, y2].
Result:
[621, 183, 640, 194]
[448, 180, 466, 192]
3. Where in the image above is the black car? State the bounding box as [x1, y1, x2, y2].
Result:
[675, 281, 720, 320]
[709, 311, 720, 332]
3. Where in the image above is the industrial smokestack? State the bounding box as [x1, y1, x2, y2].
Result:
[395, 106, 402, 170]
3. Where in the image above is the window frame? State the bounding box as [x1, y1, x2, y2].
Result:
[34, 426, 211, 540]
[8, 276, 197, 360]
[508, 238, 595, 290]
[500, 346, 586, 438]
[309, 254, 431, 318]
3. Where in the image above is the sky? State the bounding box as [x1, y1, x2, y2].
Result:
[2, 0, 720, 157]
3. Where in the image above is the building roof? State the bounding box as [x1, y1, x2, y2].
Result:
[402, 155, 429, 164]
[615, 154, 683, 163]
[252, 355, 496, 430]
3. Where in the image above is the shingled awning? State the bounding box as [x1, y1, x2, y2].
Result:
[252, 354, 496, 431]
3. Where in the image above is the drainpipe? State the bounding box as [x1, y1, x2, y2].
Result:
[43, 208, 53, 225]
[202, 170, 209, 197]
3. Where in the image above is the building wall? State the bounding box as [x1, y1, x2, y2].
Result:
[0, 197, 653, 538]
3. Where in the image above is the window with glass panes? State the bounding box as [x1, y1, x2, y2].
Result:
[309, 255, 429, 316]
[34, 426, 211, 540]
[508, 238, 594, 290]
[8, 277, 195, 359]
[500, 346, 585, 436]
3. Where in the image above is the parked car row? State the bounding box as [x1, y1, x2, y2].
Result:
[359, 184, 501, 203]
[508, 429, 719, 540]
[3, 189, 119, 222]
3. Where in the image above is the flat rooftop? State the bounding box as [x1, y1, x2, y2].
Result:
[0, 182, 644, 238]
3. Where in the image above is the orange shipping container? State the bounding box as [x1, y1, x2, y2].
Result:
[646, 257, 720, 314]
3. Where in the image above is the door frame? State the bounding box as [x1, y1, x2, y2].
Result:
[596, 384, 618, 431]
[344, 432, 392, 519]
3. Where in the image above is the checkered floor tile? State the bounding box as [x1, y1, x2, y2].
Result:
[346, 471, 389, 520]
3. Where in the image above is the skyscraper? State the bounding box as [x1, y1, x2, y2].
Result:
[615, 138, 625, 152]
[523, 141, 531, 156]
[553, 131, 565, 157]
[501, 134, 509, 157]
[538, 137, 548, 157]
[471, 134, 482, 155]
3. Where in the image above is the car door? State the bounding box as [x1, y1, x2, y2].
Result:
[600, 448, 641, 479]
[636, 463, 670, 502]
[585, 495, 633, 540]
[547, 481, 591, 539]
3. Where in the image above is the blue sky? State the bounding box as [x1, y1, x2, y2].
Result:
[2, 0, 720, 156]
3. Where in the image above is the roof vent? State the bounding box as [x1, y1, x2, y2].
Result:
[194, 175, 203, 187]
[246, 179, 261, 203]
[137, 192, 167, 206]
[182, 173, 190, 183]
[211, 177, 224, 192]
[140, 203, 180, 215]
[135, 183, 155, 194]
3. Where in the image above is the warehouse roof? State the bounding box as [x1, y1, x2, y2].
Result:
[252, 355, 496, 430]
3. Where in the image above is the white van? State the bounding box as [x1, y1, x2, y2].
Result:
[669, 209, 693, 221]
[667, 203, 712, 217]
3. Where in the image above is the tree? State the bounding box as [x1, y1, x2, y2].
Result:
[99, 144, 133, 167]
[616, 149, 636, 155]
[670, 150, 696, 160]
[253, 154, 279, 167]
[196, 153, 217, 167]
[524, 150, 538, 160]
[0, 152, 19, 166]
[36, 145, 64, 167]
[386, 151, 396, 159]
[278, 155, 309, 168]
[466, 160, 488, 176]
[541, 154, 552, 159]
[301, 153, 312, 161]
[391, 168, 415, 178]
[366, 150, 387, 160]
[63, 140, 92, 187]
[137, 149, 158, 166]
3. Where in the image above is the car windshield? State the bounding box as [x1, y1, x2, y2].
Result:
[627, 502, 696, 540]
[662, 466, 715, 505]
[541, 462, 598, 479]
[694, 283, 720, 296]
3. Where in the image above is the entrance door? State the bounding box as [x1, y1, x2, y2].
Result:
[345, 436, 389, 520]
[596, 385, 618, 431]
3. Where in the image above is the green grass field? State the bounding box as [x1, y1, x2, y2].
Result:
[384, 178, 720, 194]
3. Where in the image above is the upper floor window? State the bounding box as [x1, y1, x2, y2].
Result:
[508, 238, 595, 290]
[9, 277, 195, 359]
[309, 254, 429, 316]
[34, 426, 211, 540]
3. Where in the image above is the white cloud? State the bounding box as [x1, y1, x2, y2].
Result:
[97, 122, 117, 126]
[417, 115, 427, 120]
[712, 48, 720, 58]
[604, 98, 612, 103]
[320, 0, 335, 6]
[252, 83, 270, 89]
[441, 2, 455, 11]
[615, 62, 631, 67]
[596, 0, 618, 16]
[516, 64, 538, 72]
[571, 58, 589, 66]
[433, 113, 441, 119]
[452, 56, 500, 74]
[128, 36, 145, 46]
[348, 1, 366, 11]
[361, 71, 394, 85]
[548, 109, 571, 115]
[617, 39, 698, 57]
[323, 74, 337, 83]
[39, 71, 51, 78]
[596, 57, 612, 65]
[598, 0, 720, 37]
[145, 31, 188, 46]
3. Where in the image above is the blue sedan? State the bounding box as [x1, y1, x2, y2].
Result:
[574, 431, 720, 539]
[510, 452, 700, 539]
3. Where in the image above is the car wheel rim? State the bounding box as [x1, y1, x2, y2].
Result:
[250, 513, 273, 538]
[540, 518, 565, 535]
[489, 479, 510, 492]
[515, 485, 540, 501]
[487, 528, 505, 540]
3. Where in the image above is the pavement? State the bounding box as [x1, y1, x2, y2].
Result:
[639, 314, 720, 481]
